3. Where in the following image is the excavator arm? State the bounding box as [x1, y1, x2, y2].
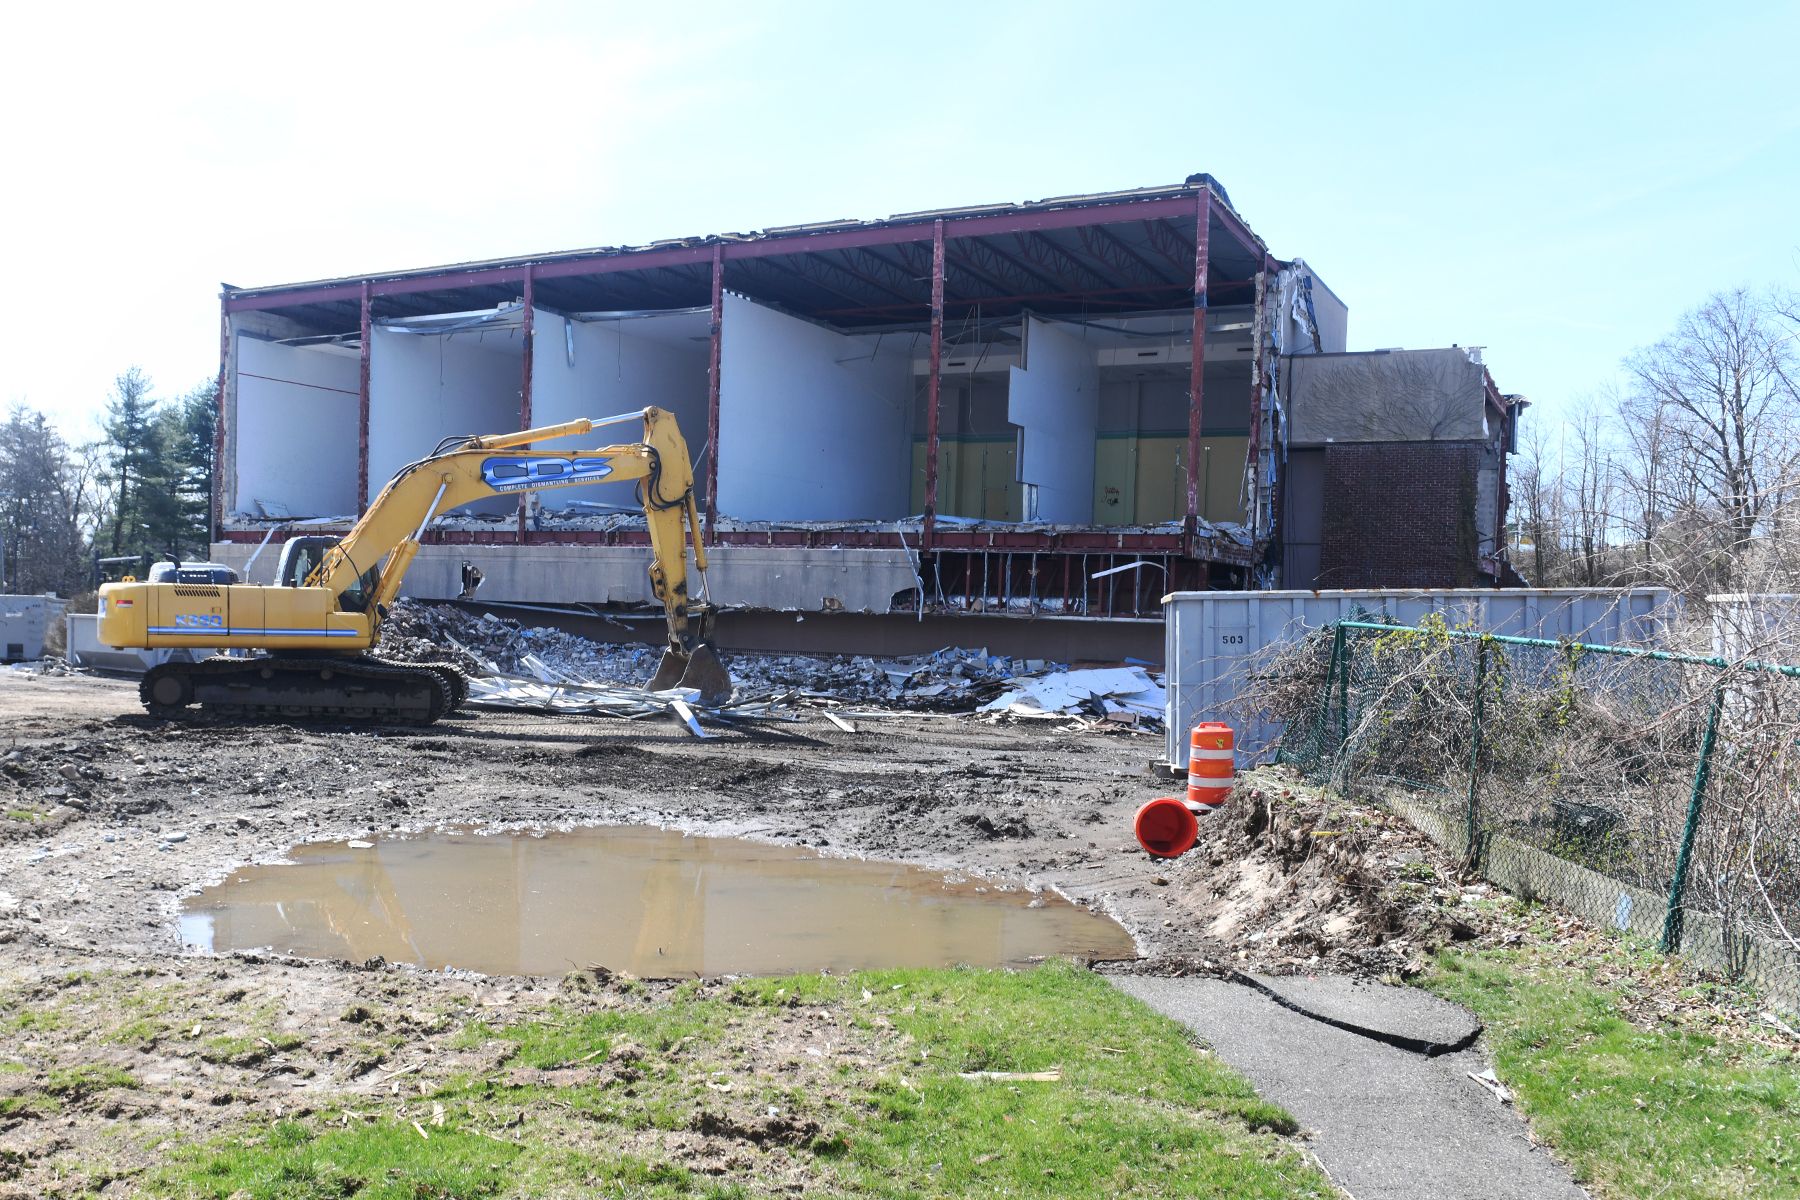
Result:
[313, 406, 723, 695]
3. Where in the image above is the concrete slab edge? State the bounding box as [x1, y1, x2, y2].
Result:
[1230, 970, 1481, 1058]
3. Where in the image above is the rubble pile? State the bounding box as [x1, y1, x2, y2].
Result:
[372, 600, 1165, 726]
[375, 602, 662, 685]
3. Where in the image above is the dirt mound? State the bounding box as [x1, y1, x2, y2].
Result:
[1112, 764, 1481, 980]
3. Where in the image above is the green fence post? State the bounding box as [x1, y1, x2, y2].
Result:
[1661, 683, 1724, 954]
[1335, 623, 1350, 753]
[1464, 638, 1488, 871]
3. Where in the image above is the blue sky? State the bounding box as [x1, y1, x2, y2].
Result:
[2, 1, 1795, 441]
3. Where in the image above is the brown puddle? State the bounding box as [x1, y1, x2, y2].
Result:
[180, 826, 1135, 977]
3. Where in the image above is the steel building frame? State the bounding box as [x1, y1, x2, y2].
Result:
[214, 178, 1286, 593]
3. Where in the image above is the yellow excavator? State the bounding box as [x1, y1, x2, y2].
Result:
[97, 407, 731, 724]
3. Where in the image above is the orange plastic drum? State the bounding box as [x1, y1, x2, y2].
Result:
[1186, 722, 1235, 816]
[1134, 796, 1199, 858]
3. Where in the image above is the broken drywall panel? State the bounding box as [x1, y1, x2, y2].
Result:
[1277, 261, 1348, 355]
[717, 294, 913, 522]
[1285, 348, 1488, 445]
[232, 337, 360, 518]
[1008, 316, 1099, 524]
[529, 308, 710, 512]
[368, 322, 522, 516]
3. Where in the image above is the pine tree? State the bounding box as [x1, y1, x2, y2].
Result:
[96, 370, 218, 567]
[150, 381, 215, 559]
[101, 367, 161, 557]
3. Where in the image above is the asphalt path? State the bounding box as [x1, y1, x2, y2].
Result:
[1113, 976, 1589, 1200]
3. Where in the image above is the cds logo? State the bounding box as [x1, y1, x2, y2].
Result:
[482, 457, 613, 492]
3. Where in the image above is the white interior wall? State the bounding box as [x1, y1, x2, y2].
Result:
[369, 324, 522, 515]
[717, 294, 913, 521]
[1008, 315, 1099, 523]
[529, 309, 712, 511]
[233, 338, 361, 518]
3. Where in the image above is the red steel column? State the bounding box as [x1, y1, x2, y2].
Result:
[922, 219, 945, 551]
[212, 295, 230, 540]
[357, 281, 372, 515]
[516, 266, 535, 543]
[705, 244, 724, 545]
[1184, 190, 1212, 555]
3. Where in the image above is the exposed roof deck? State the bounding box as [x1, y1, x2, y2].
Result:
[224, 176, 1275, 333]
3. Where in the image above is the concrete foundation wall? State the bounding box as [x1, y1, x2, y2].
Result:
[211, 542, 920, 614]
[443, 600, 1165, 663]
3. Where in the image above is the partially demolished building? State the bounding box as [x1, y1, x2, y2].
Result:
[209, 175, 1525, 624]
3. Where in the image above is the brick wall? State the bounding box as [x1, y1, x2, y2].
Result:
[1316, 442, 1482, 588]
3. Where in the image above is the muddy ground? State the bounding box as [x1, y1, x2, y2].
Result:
[0, 668, 1482, 1195]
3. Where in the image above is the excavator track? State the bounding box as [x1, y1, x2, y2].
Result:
[140, 657, 456, 726]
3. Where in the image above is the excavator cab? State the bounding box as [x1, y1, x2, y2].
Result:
[275, 536, 338, 588]
[277, 536, 380, 613]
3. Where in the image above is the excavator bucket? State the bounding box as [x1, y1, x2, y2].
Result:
[678, 643, 734, 707]
[646, 649, 688, 694]
[647, 644, 734, 707]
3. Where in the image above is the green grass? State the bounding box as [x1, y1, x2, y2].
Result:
[147, 961, 1333, 1198]
[200, 1030, 306, 1066]
[42, 1064, 138, 1098]
[1425, 942, 1800, 1199]
[169, 1119, 519, 1200]
[8, 1006, 64, 1032]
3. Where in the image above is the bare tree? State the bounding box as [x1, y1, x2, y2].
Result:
[1510, 423, 1558, 586]
[1561, 399, 1621, 586]
[1621, 289, 1800, 596]
[1617, 377, 1674, 572]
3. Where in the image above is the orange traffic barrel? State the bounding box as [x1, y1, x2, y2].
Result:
[1187, 722, 1235, 816]
[1134, 797, 1198, 858]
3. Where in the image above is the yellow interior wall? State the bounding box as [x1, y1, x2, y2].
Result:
[1094, 435, 1247, 526]
[911, 438, 1022, 521]
[910, 433, 1245, 525]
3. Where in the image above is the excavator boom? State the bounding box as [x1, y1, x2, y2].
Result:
[98, 407, 730, 723]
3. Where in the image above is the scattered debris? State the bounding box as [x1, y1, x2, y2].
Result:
[982, 666, 1164, 722]
[1765, 1012, 1800, 1041]
[0, 656, 92, 678]
[374, 600, 1165, 728]
[1467, 1068, 1513, 1104]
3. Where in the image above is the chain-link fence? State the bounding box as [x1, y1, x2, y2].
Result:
[1268, 615, 1800, 1012]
